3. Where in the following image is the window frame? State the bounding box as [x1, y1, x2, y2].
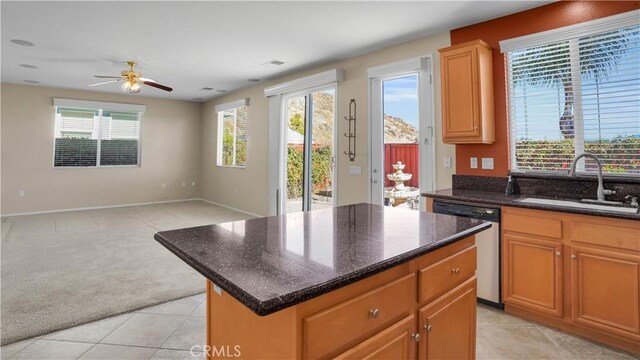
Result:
[502, 10, 640, 177]
[216, 101, 248, 168]
[52, 99, 144, 169]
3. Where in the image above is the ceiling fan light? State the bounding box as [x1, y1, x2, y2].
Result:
[121, 80, 132, 91]
[130, 82, 141, 93]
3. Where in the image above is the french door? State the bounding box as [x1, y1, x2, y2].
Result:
[282, 86, 336, 213]
[369, 57, 434, 210]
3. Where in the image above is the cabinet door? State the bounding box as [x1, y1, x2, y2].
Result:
[419, 278, 476, 360]
[441, 46, 481, 141]
[332, 315, 416, 360]
[503, 233, 563, 317]
[571, 246, 640, 341]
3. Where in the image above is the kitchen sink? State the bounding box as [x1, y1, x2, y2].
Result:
[516, 197, 639, 214]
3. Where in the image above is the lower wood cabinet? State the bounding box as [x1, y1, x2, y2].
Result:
[502, 207, 640, 355]
[571, 245, 640, 340]
[503, 233, 563, 317]
[333, 315, 416, 360]
[419, 278, 477, 360]
[207, 236, 479, 359]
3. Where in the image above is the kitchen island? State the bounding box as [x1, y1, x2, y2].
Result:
[155, 203, 491, 359]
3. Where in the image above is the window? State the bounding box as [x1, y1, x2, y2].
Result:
[53, 99, 144, 167]
[502, 11, 639, 175]
[216, 99, 249, 167]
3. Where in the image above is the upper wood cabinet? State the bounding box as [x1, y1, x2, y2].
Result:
[439, 40, 495, 144]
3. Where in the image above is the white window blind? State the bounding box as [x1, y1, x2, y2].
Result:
[217, 105, 247, 167]
[54, 106, 141, 167]
[505, 18, 639, 175]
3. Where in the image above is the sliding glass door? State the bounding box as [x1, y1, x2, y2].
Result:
[283, 87, 336, 213]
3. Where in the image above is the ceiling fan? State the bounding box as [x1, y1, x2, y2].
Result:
[90, 61, 172, 93]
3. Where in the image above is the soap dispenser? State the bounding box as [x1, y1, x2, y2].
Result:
[506, 175, 516, 196]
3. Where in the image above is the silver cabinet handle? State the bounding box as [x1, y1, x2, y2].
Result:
[555, 251, 561, 257]
[412, 333, 421, 342]
[424, 324, 432, 333]
[571, 254, 577, 260]
[369, 308, 380, 318]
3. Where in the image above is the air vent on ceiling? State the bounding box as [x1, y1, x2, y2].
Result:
[200, 87, 214, 91]
[261, 60, 284, 66]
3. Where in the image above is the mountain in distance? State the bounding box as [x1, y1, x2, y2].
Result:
[287, 92, 418, 144]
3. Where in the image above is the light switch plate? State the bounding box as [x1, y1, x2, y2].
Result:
[470, 157, 478, 169]
[482, 158, 494, 170]
[350, 166, 361, 175]
[444, 156, 452, 168]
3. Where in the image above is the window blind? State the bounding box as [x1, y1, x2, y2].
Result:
[54, 107, 141, 167]
[506, 23, 640, 175]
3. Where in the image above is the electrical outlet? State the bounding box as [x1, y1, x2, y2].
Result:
[444, 157, 452, 169]
[191, 181, 196, 187]
[18, 190, 25, 197]
[470, 157, 478, 169]
[162, 183, 167, 189]
[482, 158, 494, 170]
[349, 166, 361, 175]
[182, 181, 186, 187]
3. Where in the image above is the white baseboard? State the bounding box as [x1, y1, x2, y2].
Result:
[1, 198, 202, 217]
[196, 198, 262, 218]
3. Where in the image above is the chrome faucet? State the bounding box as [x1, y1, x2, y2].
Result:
[568, 153, 616, 203]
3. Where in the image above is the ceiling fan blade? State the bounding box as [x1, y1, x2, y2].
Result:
[89, 80, 120, 87]
[143, 81, 173, 92]
[139, 77, 156, 83]
[94, 75, 121, 79]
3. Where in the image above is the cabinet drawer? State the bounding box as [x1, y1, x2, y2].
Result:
[304, 274, 416, 359]
[419, 246, 476, 304]
[503, 211, 562, 239]
[569, 221, 640, 252]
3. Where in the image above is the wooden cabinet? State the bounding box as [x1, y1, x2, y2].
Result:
[503, 233, 563, 317]
[570, 245, 640, 341]
[439, 40, 494, 144]
[419, 278, 477, 360]
[502, 207, 640, 355]
[207, 236, 479, 359]
[333, 315, 416, 360]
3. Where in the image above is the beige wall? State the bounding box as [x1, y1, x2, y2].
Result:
[1, 83, 202, 215]
[202, 32, 454, 216]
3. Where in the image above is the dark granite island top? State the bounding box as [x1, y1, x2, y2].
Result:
[154, 203, 491, 316]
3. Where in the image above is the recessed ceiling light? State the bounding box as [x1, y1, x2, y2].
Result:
[216, 90, 228, 93]
[19, 64, 38, 69]
[200, 87, 214, 91]
[248, 79, 260, 82]
[193, 97, 204, 101]
[261, 60, 284, 66]
[11, 39, 35, 47]
[24, 80, 40, 84]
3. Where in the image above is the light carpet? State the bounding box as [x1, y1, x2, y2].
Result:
[0, 200, 254, 345]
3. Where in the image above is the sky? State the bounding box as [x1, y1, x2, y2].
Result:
[383, 75, 419, 128]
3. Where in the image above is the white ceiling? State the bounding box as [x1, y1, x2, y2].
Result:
[1, 1, 550, 102]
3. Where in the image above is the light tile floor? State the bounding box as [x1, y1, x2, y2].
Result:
[2, 298, 637, 360]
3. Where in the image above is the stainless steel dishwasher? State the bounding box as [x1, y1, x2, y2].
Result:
[432, 199, 503, 309]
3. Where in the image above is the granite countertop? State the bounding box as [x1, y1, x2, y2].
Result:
[422, 189, 640, 221]
[154, 203, 491, 316]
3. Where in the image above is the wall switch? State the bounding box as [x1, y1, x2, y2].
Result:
[191, 181, 196, 187]
[482, 157, 494, 170]
[162, 183, 167, 189]
[235, 187, 238, 194]
[349, 166, 362, 175]
[18, 190, 24, 197]
[470, 157, 478, 169]
[181, 181, 186, 187]
[444, 156, 452, 168]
